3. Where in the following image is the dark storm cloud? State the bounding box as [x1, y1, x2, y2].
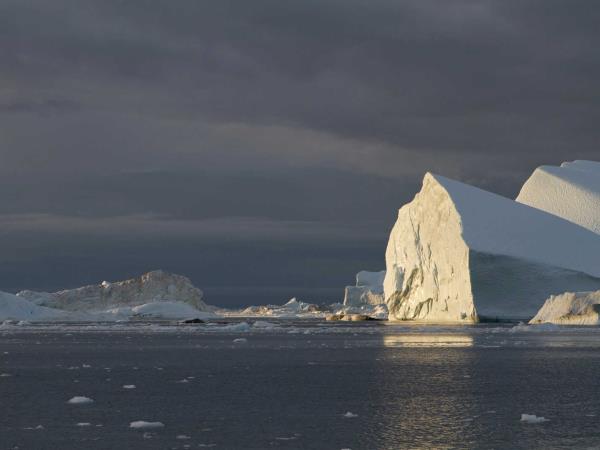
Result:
[2, 0, 600, 304]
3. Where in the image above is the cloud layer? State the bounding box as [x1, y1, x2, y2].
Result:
[2, 0, 600, 305]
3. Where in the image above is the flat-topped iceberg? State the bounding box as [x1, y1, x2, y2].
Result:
[343, 270, 385, 306]
[384, 173, 600, 323]
[530, 291, 600, 325]
[517, 160, 600, 234]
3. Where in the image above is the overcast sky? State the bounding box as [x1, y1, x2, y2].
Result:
[2, 0, 600, 306]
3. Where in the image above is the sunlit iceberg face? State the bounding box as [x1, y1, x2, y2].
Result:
[383, 334, 473, 348]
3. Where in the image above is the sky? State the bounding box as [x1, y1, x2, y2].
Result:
[2, 0, 600, 306]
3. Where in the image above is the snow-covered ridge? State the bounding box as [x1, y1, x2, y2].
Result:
[530, 291, 600, 325]
[384, 173, 600, 323]
[17, 270, 208, 312]
[517, 160, 600, 234]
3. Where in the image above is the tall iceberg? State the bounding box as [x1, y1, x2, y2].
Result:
[517, 160, 600, 234]
[384, 173, 600, 323]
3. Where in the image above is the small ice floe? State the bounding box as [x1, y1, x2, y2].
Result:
[232, 338, 248, 344]
[82, 364, 91, 369]
[67, 396, 94, 405]
[76, 422, 91, 427]
[198, 445, 217, 448]
[220, 322, 251, 332]
[129, 421, 165, 430]
[520, 414, 549, 424]
[0, 373, 12, 377]
[253, 320, 278, 329]
[176, 379, 190, 384]
[23, 425, 45, 430]
[123, 385, 136, 389]
[176, 435, 191, 440]
[343, 412, 358, 418]
[275, 435, 299, 441]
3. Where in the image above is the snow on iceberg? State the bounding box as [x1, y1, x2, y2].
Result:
[384, 173, 600, 323]
[343, 270, 386, 306]
[17, 270, 208, 312]
[529, 290, 600, 325]
[517, 160, 600, 234]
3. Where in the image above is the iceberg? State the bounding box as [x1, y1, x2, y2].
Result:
[0, 291, 70, 321]
[17, 270, 208, 312]
[343, 270, 385, 306]
[530, 291, 600, 325]
[384, 173, 600, 323]
[517, 160, 600, 234]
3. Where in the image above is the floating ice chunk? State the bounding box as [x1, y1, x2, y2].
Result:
[253, 320, 278, 328]
[520, 414, 549, 423]
[82, 364, 91, 368]
[123, 385, 136, 389]
[232, 338, 248, 344]
[129, 421, 165, 429]
[67, 396, 94, 405]
[176, 379, 190, 383]
[23, 425, 45, 430]
[176, 435, 191, 440]
[0, 373, 12, 377]
[219, 322, 251, 332]
[530, 290, 600, 325]
[76, 422, 91, 427]
[343, 412, 358, 418]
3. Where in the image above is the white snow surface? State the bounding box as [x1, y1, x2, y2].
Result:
[517, 160, 600, 234]
[343, 270, 386, 306]
[530, 290, 600, 325]
[384, 173, 600, 323]
[17, 270, 208, 312]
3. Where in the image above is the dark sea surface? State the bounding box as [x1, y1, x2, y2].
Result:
[2, 320, 600, 449]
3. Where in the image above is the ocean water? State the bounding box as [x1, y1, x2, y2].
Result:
[2, 320, 600, 449]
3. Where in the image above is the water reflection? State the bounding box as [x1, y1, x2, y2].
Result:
[383, 334, 474, 348]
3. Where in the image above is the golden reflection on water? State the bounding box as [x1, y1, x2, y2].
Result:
[383, 334, 474, 348]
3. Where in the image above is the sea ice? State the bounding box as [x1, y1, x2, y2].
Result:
[67, 396, 94, 405]
[129, 421, 165, 429]
[343, 412, 358, 418]
[520, 414, 549, 424]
